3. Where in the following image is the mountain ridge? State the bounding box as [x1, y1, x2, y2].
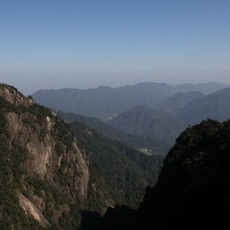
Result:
[108, 104, 184, 146]
[178, 87, 230, 125]
[32, 82, 229, 118]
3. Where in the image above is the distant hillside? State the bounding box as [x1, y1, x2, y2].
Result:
[57, 111, 170, 155]
[177, 87, 230, 125]
[108, 104, 184, 145]
[159, 91, 204, 115]
[174, 81, 229, 94]
[32, 82, 228, 118]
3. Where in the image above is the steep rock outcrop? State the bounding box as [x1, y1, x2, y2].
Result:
[0, 83, 33, 106]
[0, 83, 89, 229]
[19, 193, 51, 228]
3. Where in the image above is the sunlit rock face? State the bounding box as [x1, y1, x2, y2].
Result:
[0, 83, 89, 228]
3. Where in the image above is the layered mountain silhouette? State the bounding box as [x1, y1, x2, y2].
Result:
[178, 87, 230, 125]
[32, 82, 228, 118]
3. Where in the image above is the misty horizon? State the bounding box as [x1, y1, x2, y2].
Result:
[1, 1, 230, 94]
[1, 79, 230, 96]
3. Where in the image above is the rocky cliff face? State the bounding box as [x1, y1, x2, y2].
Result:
[0, 83, 89, 229]
[5, 110, 89, 198]
[0, 84, 33, 106]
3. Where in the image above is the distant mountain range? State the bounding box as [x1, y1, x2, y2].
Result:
[177, 87, 230, 125]
[70, 84, 230, 152]
[32, 82, 229, 118]
[33, 81, 230, 153]
[158, 91, 204, 116]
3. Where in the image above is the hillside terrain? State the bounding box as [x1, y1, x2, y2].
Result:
[108, 104, 184, 146]
[70, 121, 163, 211]
[0, 84, 162, 229]
[57, 111, 170, 155]
[0, 84, 89, 229]
[2, 82, 230, 229]
[86, 119, 230, 229]
[137, 119, 230, 229]
[159, 91, 204, 116]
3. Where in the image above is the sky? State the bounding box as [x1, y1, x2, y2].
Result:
[0, 0, 230, 94]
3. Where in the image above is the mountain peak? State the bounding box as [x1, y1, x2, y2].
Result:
[0, 83, 34, 106]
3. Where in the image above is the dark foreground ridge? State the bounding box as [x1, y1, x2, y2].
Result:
[90, 119, 230, 229]
[137, 119, 230, 229]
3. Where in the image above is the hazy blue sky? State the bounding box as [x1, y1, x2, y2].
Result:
[0, 0, 230, 94]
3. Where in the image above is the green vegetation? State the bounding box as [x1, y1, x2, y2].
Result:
[71, 121, 162, 213]
[0, 84, 163, 229]
[0, 85, 79, 229]
[108, 104, 184, 146]
[0, 97, 43, 229]
[57, 110, 170, 155]
[88, 119, 230, 230]
[54, 118, 75, 150]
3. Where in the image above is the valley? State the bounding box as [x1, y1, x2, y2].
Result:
[2, 1, 230, 229]
[1, 82, 230, 229]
